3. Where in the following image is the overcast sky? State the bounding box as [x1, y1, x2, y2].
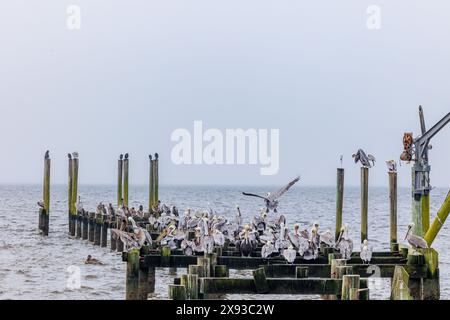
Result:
[0, 1, 449, 187]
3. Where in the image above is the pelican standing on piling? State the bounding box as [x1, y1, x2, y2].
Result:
[405, 223, 428, 249]
[352, 149, 376, 168]
[360, 239, 373, 264]
[336, 224, 353, 259]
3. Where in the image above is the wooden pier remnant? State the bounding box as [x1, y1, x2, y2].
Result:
[389, 171, 398, 251]
[149, 155, 154, 212]
[101, 215, 108, 247]
[82, 211, 88, 240]
[123, 154, 129, 208]
[94, 213, 102, 246]
[341, 275, 360, 300]
[360, 167, 369, 243]
[88, 212, 95, 243]
[68, 154, 73, 235]
[153, 153, 159, 208]
[71, 155, 79, 237]
[335, 168, 344, 242]
[117, 155, 123, 207]
[39, 151, 51, 236]
[126, 248, 140, 300]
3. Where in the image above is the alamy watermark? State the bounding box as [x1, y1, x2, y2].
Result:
[171, 121, 279, 175]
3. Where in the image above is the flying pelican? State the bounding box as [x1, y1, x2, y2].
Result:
[386, 160, 398, 172]
[85, 255, 104, 265]
[405, 223, 428, 249]
[282, 245, 297, 264]
[336, 224, 353, 259]
[242, 176, 300, 213]
[352, 149, 376, 168]
[360, 239, 373, 264]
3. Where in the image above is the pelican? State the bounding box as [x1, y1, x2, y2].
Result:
[128, 216, 153, 247]
[282, 245, 297, 264]
[37, 201, 45, 209]
[386, 160, 398, 172]
[124, 153, 129, 159]
[336, 224, 353, 259]
[261, 240, 275, 259]
[236, 225, 253, 257]
[67, 153, 71, 160]
[319, 229, 334, 247]
[85, 255, 104, 265]
[107, 203, 115, 216]
[44, 150, 49, 159]
[405, 223, 428, 249]
[242, 176, 301, 213]
[75, 196, 83, 213]
[352, 149, 376, 168]
[360, 239, 373, 264]
[72, 152, 79, 159]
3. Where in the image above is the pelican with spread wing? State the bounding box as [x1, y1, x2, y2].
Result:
[242, 176, 300, 213]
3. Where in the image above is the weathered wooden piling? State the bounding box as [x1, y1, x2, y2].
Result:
[123, 155, 129, 208]
[117, 156, 123, 207]
[137, 245, 153, 300]
[360, 167, 369, 243]
[76, 213, 82, 238]
[149, 155, 154, 212]
[335, 168, 344, 242]
[82, 211, 88, 240]
[101, 215, 108, 247]
[168, 284, 187, 300]
[126, 248, 140, 300]
[88, 212, 95, 243]
[252, 267, 269, 294]
[94, 213, 102, 246]
[389, 171, 398, 251]
[186, 273, 199, 299]
[40, 152, 51, 236]
[153, 153, 159, 207]
[70, 156, 79, 237]
[215, 265, 229, 277]
[341, 275, 360, 300]
[161, 246, 171, 267]
[68, 155, 73, 235]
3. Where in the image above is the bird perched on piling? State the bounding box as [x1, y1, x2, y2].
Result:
[44, 150, 49, 159]
[336, 224, 353, 259]
[67, 153, 71, 159]
[360, 239, 373, 264]
[242, 176, 300, 213]
[282, 245, 297, 264]
[120, 154, 123, 160]
[37, 201, 45, 209]
[124, 153, 129, 159]
[386, 160, 398, 172]
[405, 223, 428, 249]
[72, 152, 79, 159]
[352, 149, 376, 168]
[85, 255, 104, 265]
[261, 240, 275, 259]
[155, 153, 159, 160]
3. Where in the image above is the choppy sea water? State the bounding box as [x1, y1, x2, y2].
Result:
[0, 184, 448, 300]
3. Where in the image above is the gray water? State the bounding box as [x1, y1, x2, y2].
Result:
[0, 184, 449, 300]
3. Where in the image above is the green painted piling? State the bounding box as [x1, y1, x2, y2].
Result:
[138, 245, 151, 300]
[70, 158, 78, 237]
[123, 157, 129, 208]
[117, 157, 123, 207]
[168, 284, 186, 300]
[126, 248, 140, 300]
[424, 191, 450, 246]
[101, 215, 108, 247]
[361, 167, 369, 243]
[335, 168, 344, 242]
[161, 246, 171, 267]
[389, 172, 398, 249]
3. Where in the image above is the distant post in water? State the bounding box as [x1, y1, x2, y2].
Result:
[360, 167, 369, 243]
[153, 153, 159, 209]
[71, 153, 79, 237]
[117, 154, 123, 207]
[335, 168, 344, 242]
[389, 171, 398, 251]
[40, 151, 51, 236]
[123, 154, 129, 207]
[149, 155, 154, 212]
[68, 154, 73, 234]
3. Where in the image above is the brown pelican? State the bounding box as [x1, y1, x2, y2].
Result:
[236, 226, 253, 257]
[336, 224, 353, 259]
[360, 239, 373, 264]
[75, 196, 83, 213]
[44, 150, 49, 159]
[261, 240, 275, 259]
[282, 245, 297, 264]
[67, 153, 71, 160]
[120, 154, 123, 160]
[124, 153, 129, 159]
[405, 223, 428, 249]
[242, 176, 300, 213]
[85, 255, 104, 265]
[319, 229, 334, 247]
[37, 201, 45, 209]
[386, 160, 398, 172]
[352, 149, 376, 168]
[128, 216, 153, 246]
